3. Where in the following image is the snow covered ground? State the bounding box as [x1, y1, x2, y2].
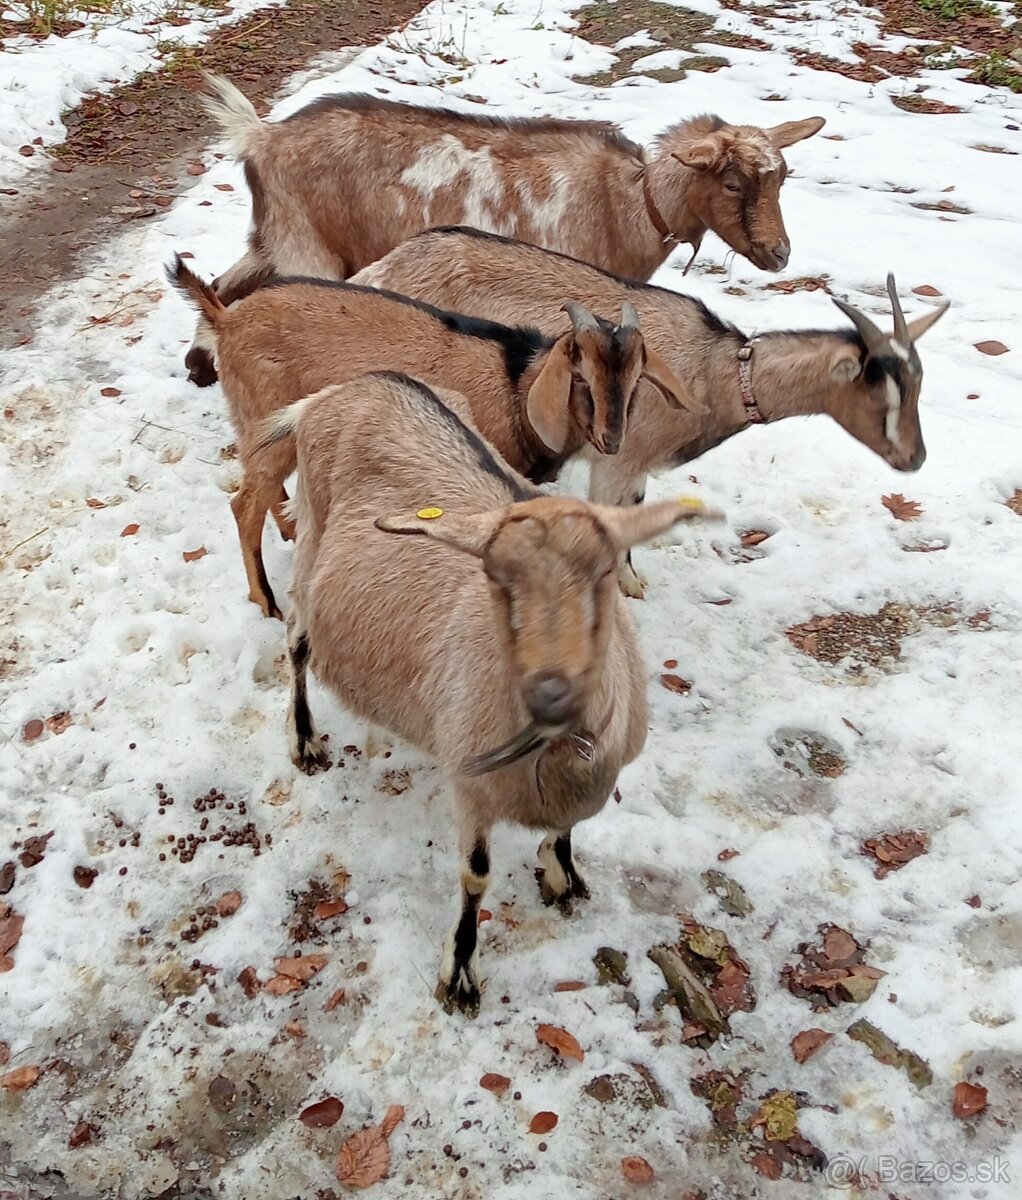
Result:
[2, 0, 1022, 1195]
[0, 0, 285, 185]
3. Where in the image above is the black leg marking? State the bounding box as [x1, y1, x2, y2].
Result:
[289, 633, 329, 775]
[437, 838, 488, 1017]
[554, 832, 590, 903]
[255, 555, 281, 621]
[469, 840, 489, 878]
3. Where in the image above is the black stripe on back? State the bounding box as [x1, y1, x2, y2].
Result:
[258, 276, 547, 386]
[372, 371, 538, 504]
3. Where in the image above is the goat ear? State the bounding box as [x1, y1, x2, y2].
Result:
[641, 347, 695, 411]
[830, 347, 862, 384]
[590, 497, 725, 551]
[766, 116, 826, 148]
[526, 336, 574, 453]
[375, 509, 503, 557]
[905, 300, 949, 343]
[672, 140, 721, 172]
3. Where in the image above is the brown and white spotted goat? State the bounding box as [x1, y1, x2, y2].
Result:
[168, 257, 688, 617]
[184, 72, 824, 383]
[262, 372, 723, 1014]
[354, 227, 949, 596]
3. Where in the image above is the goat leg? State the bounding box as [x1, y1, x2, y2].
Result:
[286, 616, 330, 774]
[588, 460, 649, 598]
[537, 830, 590, 913]
[436, 830, 489, 1017]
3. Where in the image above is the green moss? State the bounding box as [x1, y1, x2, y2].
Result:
[969, 51, 1022, 92]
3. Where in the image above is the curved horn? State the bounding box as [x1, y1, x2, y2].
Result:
[831, 294, 889, 358]
[561, 300, 598, 334]
[619, 301, 640, 330]
[887, 273, 909, 347]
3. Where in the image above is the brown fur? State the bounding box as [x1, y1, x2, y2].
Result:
[167, 258, 680, 616]
[185, 75, 823, 382]
[353, 228, 946, 595]
[278, 371, 722, 1011]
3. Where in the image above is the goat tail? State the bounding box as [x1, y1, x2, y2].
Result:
[253, 395, 315, 454]
[165, 253, 226, 328]
[200, 72, 263, 159]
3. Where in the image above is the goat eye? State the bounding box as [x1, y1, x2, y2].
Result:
[723, 182, 741, 194]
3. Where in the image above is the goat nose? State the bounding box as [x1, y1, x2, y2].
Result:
[524, 672, 575, 725]
[773, 242, 790, 269]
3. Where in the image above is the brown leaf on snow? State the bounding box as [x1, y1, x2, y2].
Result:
[0, 907, 24, 959]
[0, 1043, 9, 1067]
[182, 547, 208, 563]
[621, 1156, 654, 1183]
[913, 284, 943, 297]
[215, 890, 243, 917]
[882, 493, 923, 521]
[264, 974, 304, 996]
[73, 865, 97, 889]
[299, 1096, 344, 1128]
[121, 523, 140, 537]
[0, 1065, 40, 1091]
[529, 1111, 558, 1134]
[953, 1081, 988, 1119]
[739, 529, 770, 548]
[861, 829, 929, 878]
[100, 386, 122, 397]
[751, 1152, 782, 1179]
[782, 924, 885, 1009]
[974, 340, 1008, 356]
[22, 719, 44, 742]
[1005, 489, 1022, 517]
[479, 1073, 511, 1095]
[46, 712, 72, 735]
[237, 965, 261, 997]
[86, 498, 107, 509]
[536, 1023, 584, 1063]
[314, 899, 348, 920]
[69, 1120, 97, 1148]
[791, 1028, 833, 1063]
[554, 980, 587, 992]
[214, 183, 235, 191]
[186, 161, 207, 176]
[660, 673, 692, 696]
[336, 1104, 404, 1188]
[323, 988, 346, 1012]
[274, 953, 328, 981]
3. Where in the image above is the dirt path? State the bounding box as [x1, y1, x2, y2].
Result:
[0, 0, 423, 351]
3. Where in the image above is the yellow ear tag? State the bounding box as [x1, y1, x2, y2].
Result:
[416, 506, 444, 520]
[676, 495, 704, 511]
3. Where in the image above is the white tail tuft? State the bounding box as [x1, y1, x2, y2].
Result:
[200, 72, 263, 159]
[254, 394, 315, 452]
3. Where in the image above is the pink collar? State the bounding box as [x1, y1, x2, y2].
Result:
[737, 341, 766, 425]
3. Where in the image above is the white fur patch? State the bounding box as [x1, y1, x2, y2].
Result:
[890, 340, 911, 361]
[513, 171, 571, 240]
[884, 375, 903, 448]
[400, 136, 508, 229]
[538, 834, 569, 899]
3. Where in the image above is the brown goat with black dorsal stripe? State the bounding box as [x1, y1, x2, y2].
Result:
[263, 371, 724, 1015]
[166, 256, 690, 618]
[183, 73, 824, 384]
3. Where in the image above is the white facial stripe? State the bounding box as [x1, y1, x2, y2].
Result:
[889, 340, 910, 361]
[884, 375, 902, 448]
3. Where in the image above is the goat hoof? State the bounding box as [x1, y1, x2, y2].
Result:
[294, 743, 331, 776]
[435, 968, 481, 1018]
[537, 868, 591, 913]
[617, 564, 646, 600]
[185, 348, 219, 388]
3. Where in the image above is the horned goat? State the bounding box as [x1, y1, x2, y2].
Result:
[184, 72, 824, 384]
[353, 227, 949, 595]
[167, 256, 688, 616]
[262, 370, 722, 1014]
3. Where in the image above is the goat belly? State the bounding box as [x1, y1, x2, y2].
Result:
[522, 743, 619, 830]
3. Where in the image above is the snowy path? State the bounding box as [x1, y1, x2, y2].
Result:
[2, 0, 1022, 1196]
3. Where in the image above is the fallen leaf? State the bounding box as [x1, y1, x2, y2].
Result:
[100, 386, 122, 397]
[621, 1155, 654, 1183]
[791, 1028, 832, 1063]
[299, 1096, 344, 1128]
[22, 719, 44, 742]
[18, 145, 34, 157]
[974, 340, 1008, 356]
[314, 899, 348, 920]
[73, 865, 97, 889]
[0, 1043, 8, 1067]
[479, 1073, 511, 1095]
[214, 183, 235, 191]
[739, 529, 770, 547]
[717, 847, 739, 861]
[0, 1065, 39, 1090]
[663, 658, 678, 669]
[69, 1120, 96, 1148]
[823, 927, 858, 964]
[186, 161, 207, 176]
[336, 1104, 404, 1188]
[752, 1152, 782, 1179]
[1005, 489, 1022, 516]
[323, 988, 346, 1012]
[284, 1020, 305, 1038]
[529, 1111, 558, 1134]
[182, 547, 208, 562]
[861, 830, 929, 878]
[237, 966, 261, 997]
[86, 498, 106, 509]
[952, 1081, 987, 1119]
[0, 909, 24, 957]
[274, 953, 328, 981]
[912, 284, 942, 297]
[965, 894, 982, 908]
[477, 907, 492, 924]
[750, 1090, 797, 1141]
[121, 524, 140, 537]
[660, 673, 691, 695]
[0, 863, 14, 895]
[536, 1023, 584, 1062]
[215, 890, 242, 917]
[554, 980, 587, 992]
[847, 1019, 932, 1088]
[264, 974, 304, 996]
[882, 493, 923, 521]
[46, 712, 72, 735]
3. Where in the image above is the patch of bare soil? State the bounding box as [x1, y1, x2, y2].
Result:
[0, 0, 423, 350]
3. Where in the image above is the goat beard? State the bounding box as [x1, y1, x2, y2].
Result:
[461, 723, 561, 777]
